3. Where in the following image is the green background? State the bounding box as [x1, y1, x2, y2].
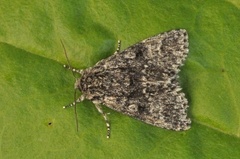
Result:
[0, 0, 240, 158]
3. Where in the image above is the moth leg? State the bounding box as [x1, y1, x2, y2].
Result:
[63, 95, 85, 109]
[63, 64, 83, 74]
[95, 104, 111, 139]
[114, 40, 121, 54]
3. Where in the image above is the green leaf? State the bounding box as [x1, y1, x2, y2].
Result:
[1, 0, 240, 158]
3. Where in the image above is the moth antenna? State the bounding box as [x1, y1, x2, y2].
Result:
[74, 89, 79, 132]
[60, 39, 77, 78]
[60, 39, 79, 131]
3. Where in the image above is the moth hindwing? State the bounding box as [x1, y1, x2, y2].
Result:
[63, 29, 191, 138]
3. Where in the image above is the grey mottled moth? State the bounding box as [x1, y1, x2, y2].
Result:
[62, 29, 191, 138]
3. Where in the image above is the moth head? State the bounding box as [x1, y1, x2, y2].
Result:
[74, 78, 82, 90]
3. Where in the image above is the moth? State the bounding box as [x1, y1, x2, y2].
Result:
[62, 29, 191, 138]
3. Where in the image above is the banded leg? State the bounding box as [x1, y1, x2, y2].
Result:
[95, 104, 111, 139]
[63, 95, 85, 109]
[114, 40, 121, 54]
[63, 64, 83, 74]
